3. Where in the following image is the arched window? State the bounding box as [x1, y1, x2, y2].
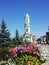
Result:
[26, 29, 28, 32]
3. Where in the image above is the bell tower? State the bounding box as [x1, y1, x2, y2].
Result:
[25, 11, 30, 35]
[23, 11, 35, 43]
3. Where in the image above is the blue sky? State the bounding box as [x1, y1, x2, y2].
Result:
[0, 0, 49, 38]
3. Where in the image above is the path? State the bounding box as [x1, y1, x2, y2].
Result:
[40, 44, 49, 65]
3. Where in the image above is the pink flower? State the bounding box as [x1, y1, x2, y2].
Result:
[33, 51, 39, 55]
[33, 44, 37, 49]
[14, 48, 18, 52]
[25, 47, 30, 53]
[17, 46, 26, 53]
[13, 53, 17, 57]
[9, 42, 40, 57]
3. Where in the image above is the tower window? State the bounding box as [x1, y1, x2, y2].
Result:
[26, 29, 28, 32]
[26, 19, 28, 22]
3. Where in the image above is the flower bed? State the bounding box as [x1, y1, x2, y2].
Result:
[9, 43, 39, 57]
[0, 43, 49, 65]
[8, 43, 41, 65]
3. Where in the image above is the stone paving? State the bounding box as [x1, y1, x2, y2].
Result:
[41, 44, 49, 65]
[42, 60, 49, 65]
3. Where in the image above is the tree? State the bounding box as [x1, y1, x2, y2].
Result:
[0, 18, 11, 46]
[15, 29, 22, 44]
[15, 29, 19, 41]
[20, 36, 23, 43]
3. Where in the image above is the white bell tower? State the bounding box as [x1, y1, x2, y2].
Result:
[25, 11, 30, 35]
[23, 11, 35, 43]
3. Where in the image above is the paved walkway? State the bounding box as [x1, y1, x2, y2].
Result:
[42, 60, 49, 65]
[40, 44, 49, 65]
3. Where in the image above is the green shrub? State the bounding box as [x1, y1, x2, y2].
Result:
[12, 54, 42, 65]
[0, 47, 10, 61]
[0, 63, 6, 65]
[9, 43, 19, 48]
